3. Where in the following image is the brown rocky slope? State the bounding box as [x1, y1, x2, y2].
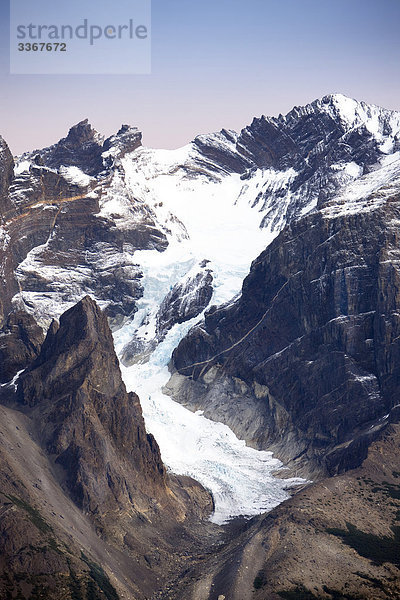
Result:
[0, 296, 213, 600]
[168, 414, 400, 600]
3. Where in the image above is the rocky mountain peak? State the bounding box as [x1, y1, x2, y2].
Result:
[102, 124, 142, 161]
[65, 118, 102, 146]
[283, 92, 400, 143]
[117, 123, 138, 137]
[47, 293, 111, 351]
[19, 295, 124, 406]
[17, 296, 168, 513]
[0, 134, 13, 167]
[34, 119, 105, 176]
[187, 93, 400, 214]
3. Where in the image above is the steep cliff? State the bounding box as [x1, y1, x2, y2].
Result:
[0, 135, 14, 214]
[0, 297, 213, 600]
[121, 261, 214, 365]
[169, 180, 400, 477]
[0, 122, 171, 330]
[35, 119, 105, 176]
[17, 295, 168, 515]
[189, 93, 400, 230]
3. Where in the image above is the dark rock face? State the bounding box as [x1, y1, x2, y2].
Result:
[0, 135, 14, 215]
[103, 124, 142, 163]
[121, 263, 213, 366]
[0, 311, 44, 384]
[0, 123, 166, 330]
[1, 174, 93, 319]
[18, 296, 167, 514]
[0, 297, 213, 600]
[35, 120, 143, 176]
[156, 266, 213, 338]
[194, 95, 396, 176]
[170, 195, 400, 477]
[0, 155, 95, 327]
[189, 94, 400, 230]
[37, 119, 105, 176]
[11, 190, 147, 328]
[192, 130, 249, 175]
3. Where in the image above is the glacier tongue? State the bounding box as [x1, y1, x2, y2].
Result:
[117, 319, 306, 525]
[113, 197, 307, 523]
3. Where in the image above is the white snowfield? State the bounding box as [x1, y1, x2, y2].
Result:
[322, 93, 400, 145]
[322, 151, 400, 218]
[114, 254, 307, 525]
[59, 166, 94, 188]
[112, 166, 308, 525]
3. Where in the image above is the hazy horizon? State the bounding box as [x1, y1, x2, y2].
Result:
[1, 0, 400, 155]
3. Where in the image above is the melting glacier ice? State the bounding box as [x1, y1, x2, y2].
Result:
[113, 178, 307, 524]
[118, 321, 306, 524]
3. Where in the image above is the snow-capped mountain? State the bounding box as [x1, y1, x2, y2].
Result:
[1, 93, 399, 340]
[1, 92, 400, 480]
[2, 93, 400, 599]
[167, 98, 400, 480]
[2, 92, 399, 484]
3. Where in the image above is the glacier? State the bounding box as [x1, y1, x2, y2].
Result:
[113, 186, 307, 524]
[118, 328, 306, 525]
[111, 108, 400, 522]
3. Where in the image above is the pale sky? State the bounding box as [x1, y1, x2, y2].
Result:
[1, 0, 400, 155]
